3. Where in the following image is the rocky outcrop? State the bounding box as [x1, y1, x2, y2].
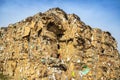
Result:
[0, 8, 120, 80]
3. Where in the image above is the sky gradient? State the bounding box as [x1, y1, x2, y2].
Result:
[0, 0, 120, 51]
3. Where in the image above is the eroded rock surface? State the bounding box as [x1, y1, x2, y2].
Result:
[0, 8, 120, 80]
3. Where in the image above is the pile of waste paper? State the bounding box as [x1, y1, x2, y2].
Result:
[0, 8, 120, 80]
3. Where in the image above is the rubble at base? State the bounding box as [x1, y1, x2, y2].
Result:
[0, 8, 120, 80]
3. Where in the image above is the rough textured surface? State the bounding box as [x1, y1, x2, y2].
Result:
[0, 8, 120, 80]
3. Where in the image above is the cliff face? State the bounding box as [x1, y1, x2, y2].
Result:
[0, 8, 119, 80]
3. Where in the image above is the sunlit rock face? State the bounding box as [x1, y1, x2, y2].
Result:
[0, 8, 119, 80]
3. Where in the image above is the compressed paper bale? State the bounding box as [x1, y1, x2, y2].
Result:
[4, 61, 14, 76]
[91, 41, 101, 49]
[36, 20, 43, 32]
[101, 31, 114, 45]
[92, 28, 102, 41]
[29, 21, 36, 29]
[23, 26, 30, 37]
[84, 48, 95, 57]
[84, 39, 91, 49]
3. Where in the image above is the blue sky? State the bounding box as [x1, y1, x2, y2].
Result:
[0, 0, 120, 51]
